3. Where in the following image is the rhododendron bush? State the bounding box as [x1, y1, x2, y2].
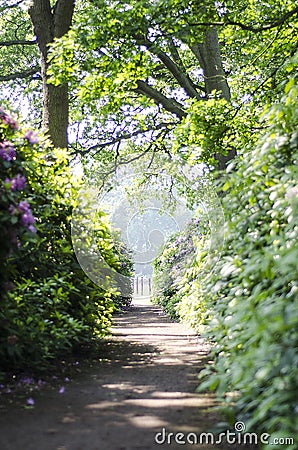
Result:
[0, 109, 132, 371]
[0, 108, 37, 296]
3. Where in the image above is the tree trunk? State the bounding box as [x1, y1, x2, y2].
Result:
[191, 28, 236, 169]
[28, 0, 74, 148]
[195, 28, 231, 101]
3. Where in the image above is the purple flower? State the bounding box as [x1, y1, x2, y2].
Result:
[15, 201, 37, 232]
[26, 397, 35, 406]
[8, 204, 17, 215]
[24, 130, 38, 145]
[17, 200, 31, 213]
[9, 118, 18, 130]
[20, 211, 35, 227]
[0, 141, 16, 161]
[0, 108, 18, 130]
[59, 386, 65, 394]
[20, 377, 33, 385]
[6, 174, 27, 191]
[175, 237, 182, 245]
[27, 224, 37, 233]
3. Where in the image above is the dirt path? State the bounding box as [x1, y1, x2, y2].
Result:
[0, 297, 257, 450]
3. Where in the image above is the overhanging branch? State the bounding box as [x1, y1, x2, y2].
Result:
[135, 80, 186, 118]
[0, 39, 37, 47]
[83, 121, 178, 154]
[188, 6, 298, 33]
[0, 66, 40, 82]
[0, 1, 23, 12]
[140, 35, 204, 99]
[53, 0, 75, 38]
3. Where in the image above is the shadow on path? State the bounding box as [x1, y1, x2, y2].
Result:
[0, 298, 257, 450]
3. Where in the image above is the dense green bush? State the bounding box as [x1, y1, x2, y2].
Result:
[196, 75, 298, 446]
[0, 109, 133, 371]
[154, 67, 298, 445]
[153, 218, 207, 320]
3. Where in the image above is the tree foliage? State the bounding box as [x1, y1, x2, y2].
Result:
[0, 1, 40, 115]
[1, 0, 297, 167]
[0, 0, 75, 147]
[47, 0, 298, 169]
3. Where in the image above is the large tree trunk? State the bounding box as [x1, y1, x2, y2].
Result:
[195, 28, 231, 101]
[28, 0, 74, 148]
[191, 28, 236, 169]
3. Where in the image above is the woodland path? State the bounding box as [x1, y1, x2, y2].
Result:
[0, 297, 257, 450]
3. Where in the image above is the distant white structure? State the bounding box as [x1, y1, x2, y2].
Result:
[134, 276, 152, 297]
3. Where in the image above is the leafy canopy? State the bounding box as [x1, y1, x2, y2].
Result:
[47, 0, 298, 169]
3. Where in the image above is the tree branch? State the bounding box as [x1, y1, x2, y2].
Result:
[0, 39, 37, 47]
[167, 37, 185, 69]
[97, 147, 156, 184]
[190, 29, 231, 101]
[0, 1, 23, 12]
[142, 36, 203, 99]
[83, 121, 178, 154]
[155, 48, 204, 98]
[226, 7, 298, 32]
[135, 80, 187, 118]
[53, 0, 75, 38]
[28, 0, 54, 47]
[188, 6, 298, 33]
[0, 66, 40, 81]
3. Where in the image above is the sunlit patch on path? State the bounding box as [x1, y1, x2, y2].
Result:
[0, 297, 257, 450]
